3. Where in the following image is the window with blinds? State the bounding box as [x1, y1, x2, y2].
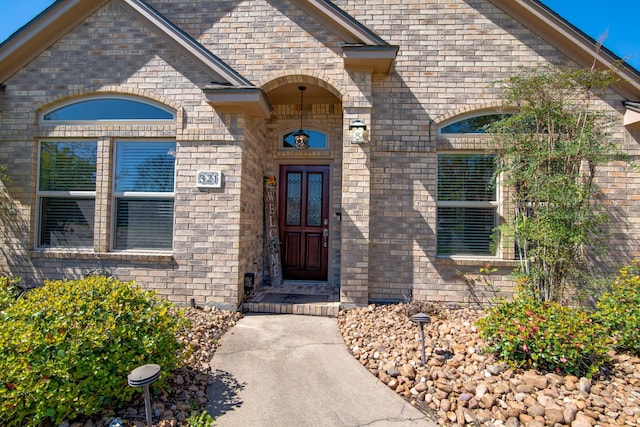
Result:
[437, 153, 498, 256]
[37, 141, 97, 248]
[113, 141, 176, 250]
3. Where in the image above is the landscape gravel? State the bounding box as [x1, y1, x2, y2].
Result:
[63, 302, 640, 427]
[338, 303, 640, 427]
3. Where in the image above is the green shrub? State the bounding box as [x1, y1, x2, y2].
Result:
[0, 276, 23, 311]
[477, 296, 611, 377]
[0, 277, 187, 426]
[593, 262, 640, 355]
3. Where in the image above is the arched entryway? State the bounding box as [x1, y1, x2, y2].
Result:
[243, 78, 344, 315]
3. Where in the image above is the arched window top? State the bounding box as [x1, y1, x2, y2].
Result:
[41, 96, 175, 123]
[281, 129, 328, 150]
[440, 113, 511, 135]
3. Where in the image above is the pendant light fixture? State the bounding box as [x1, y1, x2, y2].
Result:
[293, 86, 310, 150]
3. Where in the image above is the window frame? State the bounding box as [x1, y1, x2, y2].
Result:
[436, 151, 502, 258]
[40, 95, 175, 125]
[111, 140, 177, 252]
[35, 139, 98, 250]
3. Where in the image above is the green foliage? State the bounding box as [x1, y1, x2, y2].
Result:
[477, 295, 611, 377]
[0, 276, 23, 311]
[0, 277, 187, 426]
[490, 65, 620, 302]
[458, 263, 503, 306]
[0, 164, 9, 183]
[593, 262, 640, 355]
[186, 410, 215, 427]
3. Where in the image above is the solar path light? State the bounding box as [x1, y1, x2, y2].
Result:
[127, 364, 161, 427]
[411, 313, 431, 366]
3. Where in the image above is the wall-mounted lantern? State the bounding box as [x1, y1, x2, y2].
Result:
[349, 119, 368, 144]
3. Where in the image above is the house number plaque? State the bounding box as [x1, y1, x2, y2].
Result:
[196, 171, 222, 188]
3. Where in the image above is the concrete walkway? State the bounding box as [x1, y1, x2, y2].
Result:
[207, 313, 437, 427]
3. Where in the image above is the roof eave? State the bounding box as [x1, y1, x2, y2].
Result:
[623, 101, 640, 128]
[290, 0, 388, 45]
[342, 44, 399, 74]
[203, 86, 273, 118]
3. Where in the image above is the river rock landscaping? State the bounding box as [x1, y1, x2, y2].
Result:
[338, 303, 640, 427]
[60, 301, 639, 427]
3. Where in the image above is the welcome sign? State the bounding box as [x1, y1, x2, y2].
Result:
[264, 176, 282, 286]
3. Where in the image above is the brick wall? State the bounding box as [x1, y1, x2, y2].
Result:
[1, 0, 638, 308]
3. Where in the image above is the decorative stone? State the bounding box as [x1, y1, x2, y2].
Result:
[399, 363, 416, 379]
[522, 371, 549, 390]
[545, 407, 565, 424]
[578, 378, 592, 394]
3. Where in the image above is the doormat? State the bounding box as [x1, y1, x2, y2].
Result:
[258, 293, 330, 304]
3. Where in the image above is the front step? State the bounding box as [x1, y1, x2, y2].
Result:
[242, 282, 340, 317]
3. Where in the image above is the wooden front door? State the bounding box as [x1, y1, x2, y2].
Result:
[279, 165, 330, 281]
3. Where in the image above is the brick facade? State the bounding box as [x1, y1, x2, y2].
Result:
[1, 0, 638, 309]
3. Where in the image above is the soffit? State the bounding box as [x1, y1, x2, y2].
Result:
[623, 101, 640, 128]
[488, 0, 640, 101]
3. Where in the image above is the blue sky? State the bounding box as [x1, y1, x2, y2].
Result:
[1, 0, 639, 71]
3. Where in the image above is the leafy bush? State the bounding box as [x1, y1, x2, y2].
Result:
[593, 262, 640, 355]
[477, 296, 611, 377]
[0, 276, 23, 311]
[0, 277, 187, 426]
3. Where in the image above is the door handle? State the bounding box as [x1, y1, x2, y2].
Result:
[323, 228, 329, 247]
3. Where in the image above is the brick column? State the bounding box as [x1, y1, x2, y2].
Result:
[340, 71, 372, 306]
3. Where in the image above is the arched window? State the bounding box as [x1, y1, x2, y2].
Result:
[440, 114, 510, 134]
[282, 129, 328, 149]
[41, 96, 174, 123]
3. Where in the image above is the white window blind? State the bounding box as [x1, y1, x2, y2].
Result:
[37, 141, 97, 248]
[113, 141, 176, 250]
[437, 154, 497, 255]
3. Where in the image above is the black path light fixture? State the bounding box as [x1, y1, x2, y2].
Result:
[127, 364, 161, 427]
[293, 85, 310, 150]
[411, 312, 431, 366]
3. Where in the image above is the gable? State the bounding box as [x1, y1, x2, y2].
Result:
[0, 0, 249, 85]
[1, 0, 638, 115]
[489, 0, 640, 100]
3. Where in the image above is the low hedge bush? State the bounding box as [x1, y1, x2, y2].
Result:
[593, 262, 640, 355]
[0, 276, 22, 311]
[0, 277, 187, 426]
[477, 296, 611, 377]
